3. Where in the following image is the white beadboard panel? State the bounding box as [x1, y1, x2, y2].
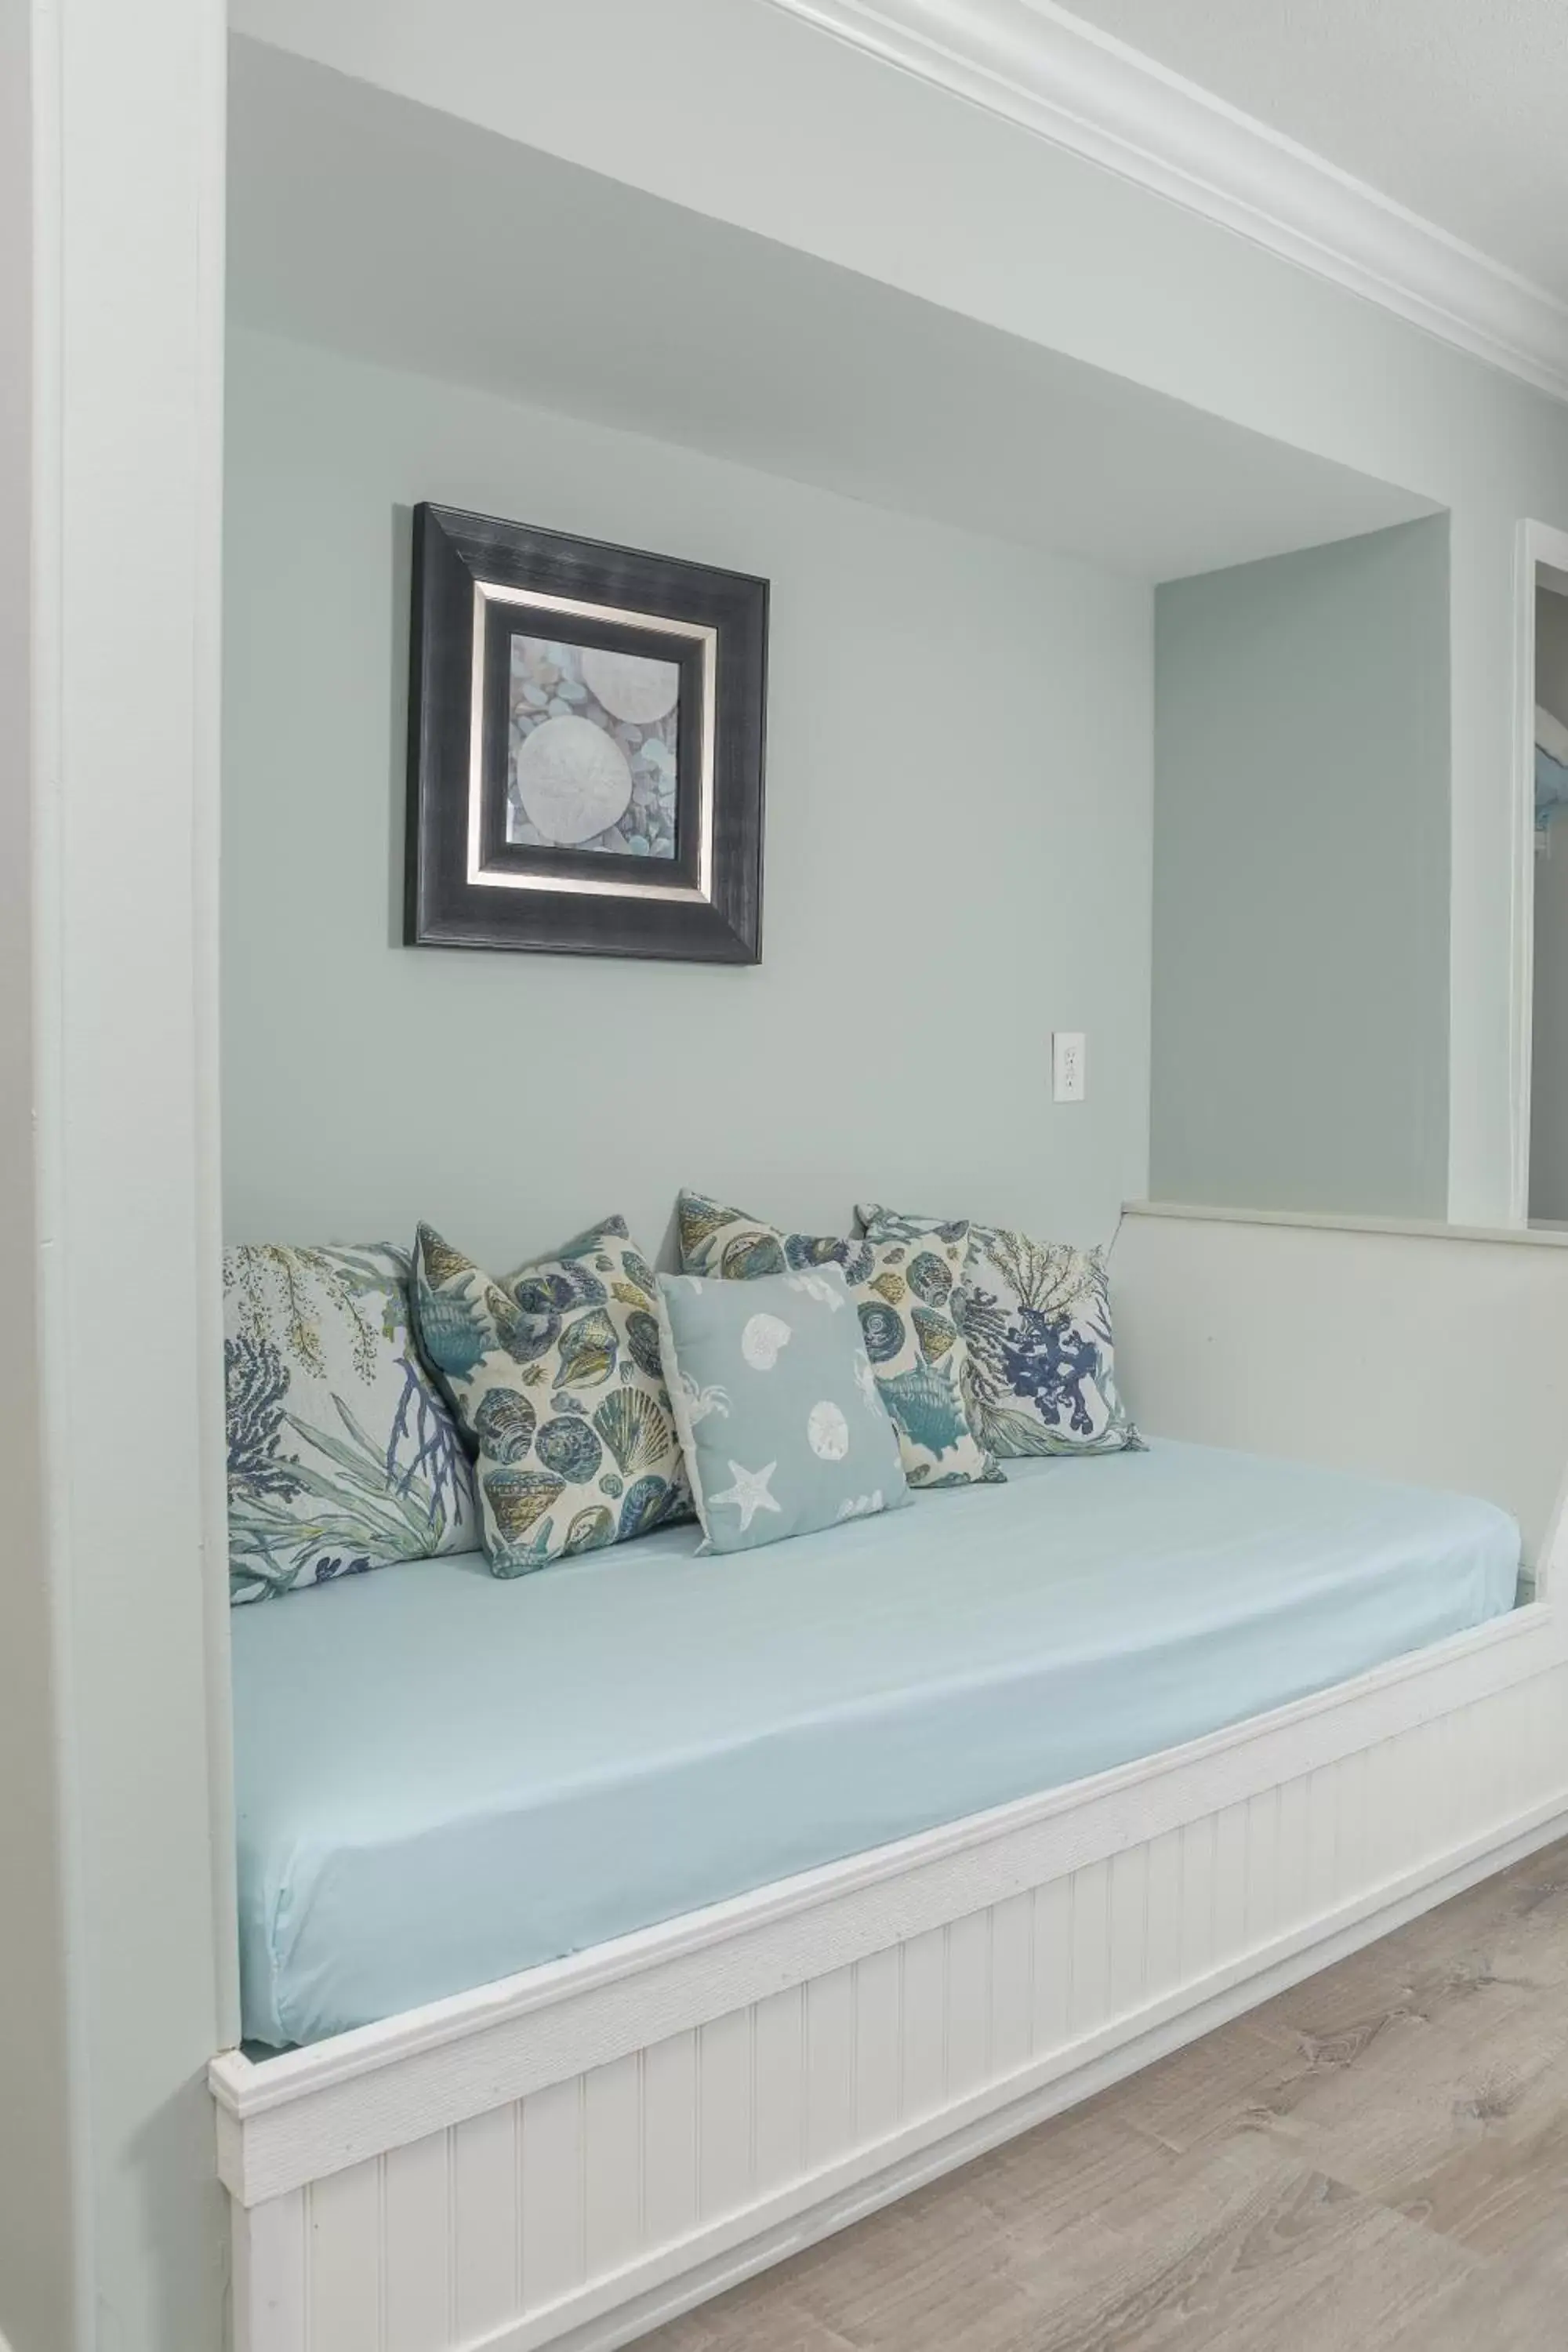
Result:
[753, 1987, 807, 2199]
[1305, 1769, 1339, 1920]
[899, 1929, 949, 2126]
[1212, 1800, 1249, 1960]
[1068, 1857, 1111, 2039]
[383, 2134, 452, 2352]
[852, 1947, 903, 2148]
[945, 1911, 993, 2100]
[1276, 1775, 1311, 1940]
[307, 2158, 382, 2352]
[233, 2191, 307, 2352]
[804, 1965, 857, 2170]
[1030, 1875, 1073, 2056]
[229, 1668, 1568, 2352]
[520, 2079, 585, 2315]
[640, 2031, 699, 2254]
[1143, 1829, 1184, 2006]
[988, 1891, 1034, 2080]
[1177, 1813, 1216, 1986]
[453, 2104, 520, 2343]
[1243, 1784, 1282, 1951]
[1107, 1844, 1149, 2018]
[698, 2009, 754, 2223]
[583, 2056, 642, 2285]
[1332, 1744, 1370, 1903]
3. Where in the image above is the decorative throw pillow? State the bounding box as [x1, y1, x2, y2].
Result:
[412, 1216, 690, 1577]
[858, 1205, 1142, 1458]
[677, 1191, 1001, 1489]
[224, 1243, 477, 1605]
[659, 1265, 909, 1553]
[677, 1188, 877, 1287]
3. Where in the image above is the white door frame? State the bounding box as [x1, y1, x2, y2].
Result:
[1510, 520, 1568, 1226]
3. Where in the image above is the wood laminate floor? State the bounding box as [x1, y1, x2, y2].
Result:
[644, 1839, 1568, 2350]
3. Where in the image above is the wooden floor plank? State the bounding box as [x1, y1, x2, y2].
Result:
[641, 1838, 1568, 2352]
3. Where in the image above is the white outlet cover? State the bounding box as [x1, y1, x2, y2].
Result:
[1052, 1031, 1086, 1102]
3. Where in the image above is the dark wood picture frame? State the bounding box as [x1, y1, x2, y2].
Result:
[406, 503, 768, 962]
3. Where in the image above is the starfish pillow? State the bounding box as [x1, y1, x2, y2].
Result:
[659, 1266, 909, 1555]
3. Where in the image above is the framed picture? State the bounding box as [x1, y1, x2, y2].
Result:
[405, 503, 768, 962]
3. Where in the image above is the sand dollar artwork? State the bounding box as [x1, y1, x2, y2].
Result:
[581, 648, 681, 726]
[514, 715, 633, 846]
[808, 1399, 850, 1461]
[741, 1312, 793, 1372]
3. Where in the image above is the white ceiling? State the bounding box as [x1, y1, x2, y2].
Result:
[1058, 0, 1568, 303]
[228, 38, 1434, 583]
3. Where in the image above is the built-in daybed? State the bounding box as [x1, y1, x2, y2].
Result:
[213, 1207, 1568, 2352]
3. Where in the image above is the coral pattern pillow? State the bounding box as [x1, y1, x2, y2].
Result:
[677, 1191, 1001, 1489]
[412, 1216, 690, 1576]
[659, 1265, 909, 1553]
[224, 1243, 476, 1604]
[858, 1205, 1142, 1458]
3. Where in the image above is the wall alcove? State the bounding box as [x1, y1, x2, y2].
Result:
[21, 5, 1568, 2347]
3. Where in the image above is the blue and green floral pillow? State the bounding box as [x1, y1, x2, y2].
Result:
[412, 1216, 690, 1577]
[224, 1243, 476, 1605]
[659, 1266, 909, 1553]
[677, 1191, 1001, 1490]
[858, 1205, 1142, 1458]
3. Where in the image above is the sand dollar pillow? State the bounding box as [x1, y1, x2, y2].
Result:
[412, 1216, 690, 1576]
[224, 1243, 476, 1604]
[659, 1265, 908, 1553]
[677, 1191, 1000, 1489]
[859, 1205, 1142, 1458]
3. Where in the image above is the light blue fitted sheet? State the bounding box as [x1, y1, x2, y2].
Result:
[232, 1441, 1519, 2049]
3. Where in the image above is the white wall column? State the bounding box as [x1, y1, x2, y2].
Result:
[2, 2, 233, 2346]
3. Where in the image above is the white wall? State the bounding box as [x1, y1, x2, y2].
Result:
[231, 0, 1568, 1224]
[6, 2, 229, 2348]
[222, 328, 1154, 1264]
[1152, 519, 1452, 1217]
[0, 5, 81, 2349]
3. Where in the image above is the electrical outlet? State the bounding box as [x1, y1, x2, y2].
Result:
[1052, 1031, 1086, 1102]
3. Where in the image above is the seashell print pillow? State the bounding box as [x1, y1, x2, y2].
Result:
[412, 1215, 691, 1577]
[677, 1191, 1002, 1490]
[224, 1243, 477, 1604]
[858, 1205, 1142, 1459]
[658, 1265, 909, 1555]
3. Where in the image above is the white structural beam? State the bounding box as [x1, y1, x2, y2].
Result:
[3, 1, 233, 2346]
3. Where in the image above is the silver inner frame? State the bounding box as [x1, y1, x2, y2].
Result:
[467, 581, 717, 902]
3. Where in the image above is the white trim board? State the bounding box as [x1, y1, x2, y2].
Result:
[1122, 1198, 1568, 1248]
[1511, 520, 1568, 1227]
[758, 0, 1568, 405]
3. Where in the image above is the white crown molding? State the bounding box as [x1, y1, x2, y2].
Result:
[760, 0, 1568, 403]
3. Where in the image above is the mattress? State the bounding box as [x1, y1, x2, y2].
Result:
[232, 1439, 1520, 2048]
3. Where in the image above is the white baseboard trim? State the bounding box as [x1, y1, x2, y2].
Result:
[457, 1794, 1568, 2352]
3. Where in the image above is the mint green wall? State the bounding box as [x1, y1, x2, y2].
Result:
[1531, 589, 1568, 1219]
[1151, 517, 1451, 1217]
[235, 0, 1568, 1227]
[223, 329, 1153, 1265]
